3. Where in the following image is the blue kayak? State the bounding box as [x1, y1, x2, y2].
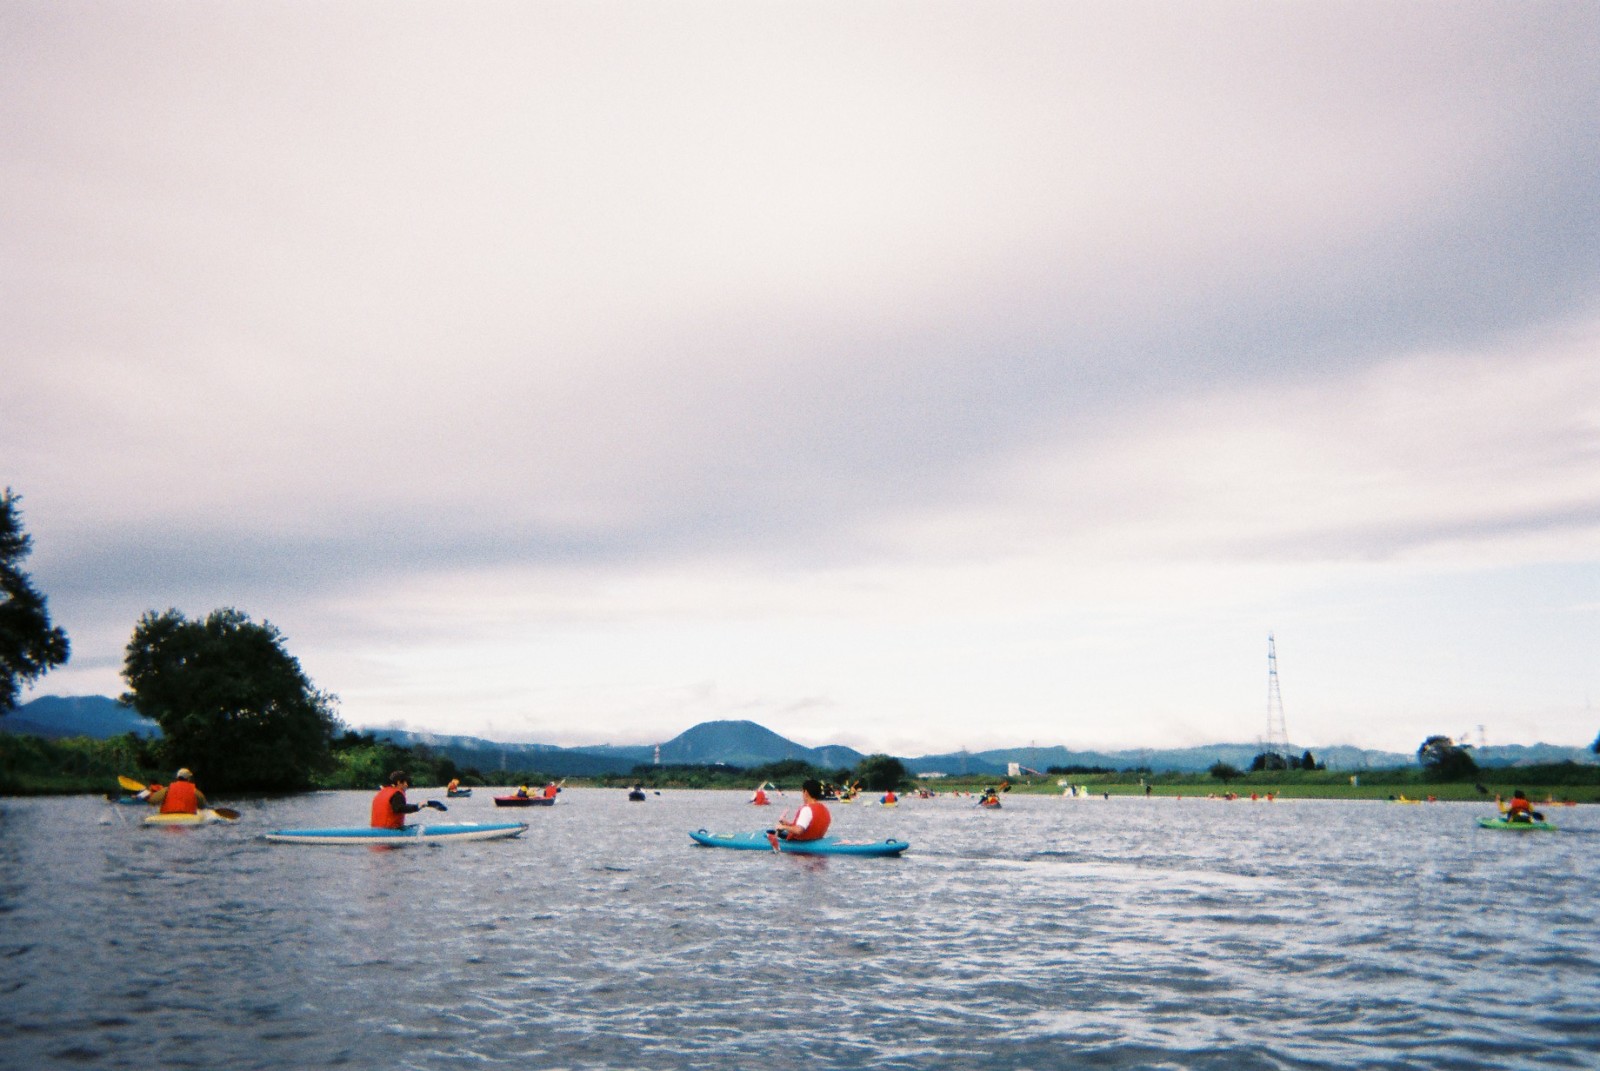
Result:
[264, 822, 527, 845]
[689, 828, 909, 856]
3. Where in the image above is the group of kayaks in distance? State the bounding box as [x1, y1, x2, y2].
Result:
[109, 770, 1568, 848]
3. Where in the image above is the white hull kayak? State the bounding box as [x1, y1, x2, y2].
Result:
[263, 822, 528, 845]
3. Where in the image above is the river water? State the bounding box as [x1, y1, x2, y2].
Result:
[0, 788, 1594, 1070]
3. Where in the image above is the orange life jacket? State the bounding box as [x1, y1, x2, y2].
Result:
[752, 789, 768, 805]
[1507, 797, 1533, 816]
[160, 780, 199, 815]
[543, 784, 558, 799]
[790, 801, 831, 841]
[371, 785, 406, 829]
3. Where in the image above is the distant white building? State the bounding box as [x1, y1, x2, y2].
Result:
[916, 771, 947, 779]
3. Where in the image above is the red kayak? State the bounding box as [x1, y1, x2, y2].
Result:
[494, 795, 555, 807]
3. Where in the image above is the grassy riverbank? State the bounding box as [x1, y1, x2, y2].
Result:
[933, 767, 1599, 803]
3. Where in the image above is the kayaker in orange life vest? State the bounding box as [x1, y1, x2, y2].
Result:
[1501, 789, 1537, 823]
[370, 771, 445, 829]
[773, 779, 831, 842]
[147, 768, 207, 815]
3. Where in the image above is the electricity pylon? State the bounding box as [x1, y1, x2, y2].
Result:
[1265, 633, 1289, 760]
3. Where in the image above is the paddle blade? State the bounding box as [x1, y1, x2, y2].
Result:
[118, 775, 146, 792]
[210, 807, 241, 821]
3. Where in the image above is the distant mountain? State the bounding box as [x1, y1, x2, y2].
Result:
[2, 695, 161, 739]
[652, 719, 863, 768]
[373, 718, 863, 778]
[1473, 743, 1600, 767]
[370, 729, 645, 777]
[11, 695, 1593, 773]
[903, 742, 1419, 775]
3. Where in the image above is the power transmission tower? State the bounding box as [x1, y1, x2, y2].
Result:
[1265, 633, 1289, 760]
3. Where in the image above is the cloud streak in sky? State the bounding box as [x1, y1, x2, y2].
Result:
[4, 2, 1598, 754]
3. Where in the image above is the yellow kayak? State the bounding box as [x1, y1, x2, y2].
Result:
[143, 809, 238, 826]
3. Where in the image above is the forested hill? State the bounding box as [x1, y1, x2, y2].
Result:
[653, 719, 864, 768]
[375, 718, 865, 777]
[2, 695, 160, 739]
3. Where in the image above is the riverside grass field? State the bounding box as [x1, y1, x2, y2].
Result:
[2, 786, 1596, 1071]
[961, 772, 1600, 803]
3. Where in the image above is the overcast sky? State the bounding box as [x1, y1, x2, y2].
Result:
[5, 2, 1598, 757]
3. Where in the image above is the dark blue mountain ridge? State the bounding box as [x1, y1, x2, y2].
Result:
[7, 697, 1594, 772]
[2, 695, 160, 739]
[911, 742, 1426, 776]
[379, 718, 863, 777]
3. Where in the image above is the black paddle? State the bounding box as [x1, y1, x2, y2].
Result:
[425, 800, 448, 811]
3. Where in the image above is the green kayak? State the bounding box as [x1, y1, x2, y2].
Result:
[1476, 816, 1557, 832]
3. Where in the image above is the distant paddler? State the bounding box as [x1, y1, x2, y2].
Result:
[118, 773, 163, 802]
[750, 783, 771, 806]
[1498, 789, 1544, 824]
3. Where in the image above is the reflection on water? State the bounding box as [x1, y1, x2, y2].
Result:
[1, 789, 1595, 1070]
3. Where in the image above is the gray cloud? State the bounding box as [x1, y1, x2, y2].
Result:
[6, 3, 1599, 749]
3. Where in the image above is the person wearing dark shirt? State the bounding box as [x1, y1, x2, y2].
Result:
[370, 771, 443, 828]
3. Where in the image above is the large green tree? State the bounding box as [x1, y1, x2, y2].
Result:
[0, 489, 70, 713]
[853, 753, 909, 791]
[1417, 734, 1477, 780]
[122, 607, 340, 791]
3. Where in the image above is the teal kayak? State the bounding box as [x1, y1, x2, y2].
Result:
[264, 822, 528, 845]
[1476, 816, 1557, 832]
[689, 828, 909, 856]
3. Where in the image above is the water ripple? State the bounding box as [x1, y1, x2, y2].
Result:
[0, 792, 1595, 1069]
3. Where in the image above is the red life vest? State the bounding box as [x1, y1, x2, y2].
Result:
[790, 801, 831, 841]
[160, 780, 199, 815]
[752, 789, 768, 805]
[1507, 797, 1533, 816]
[371, 785, 406, 829]
[543, 784, 558, 799]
